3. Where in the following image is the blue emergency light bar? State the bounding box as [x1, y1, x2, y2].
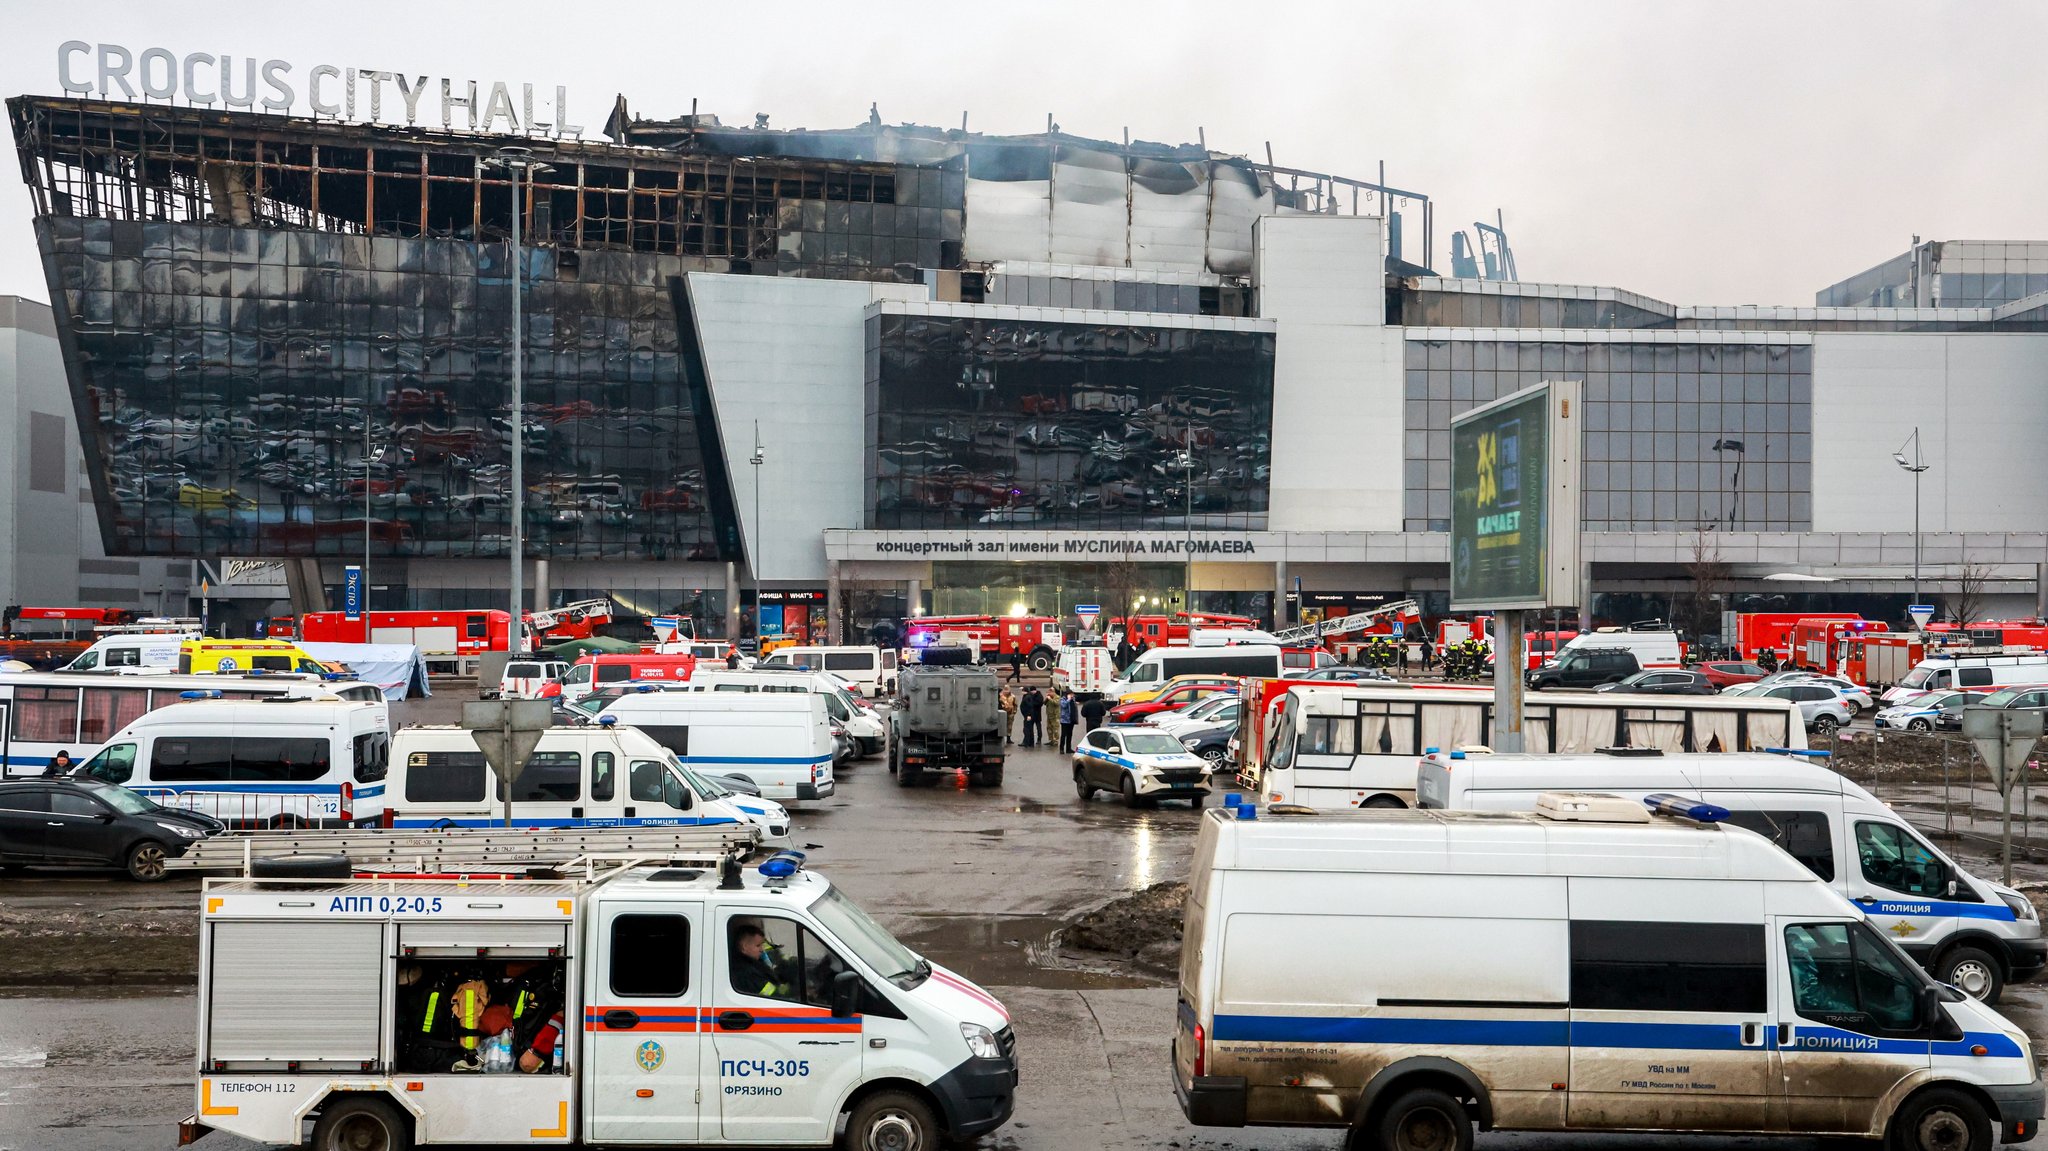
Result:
[634, 684, 659, 693]
[1232, 804, 1259, 821]
[1222, 793, 1244, 807]
[1641, 793, 1731, 823]
[758, 849, 809, 879]
[598, 714, 618, 726]
[179, 689, 223, 700]
[1763, 747, 1833, 759]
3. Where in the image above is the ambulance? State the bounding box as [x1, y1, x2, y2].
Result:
[1176, 799, 2044, 1149]
[180, 852, 1018, 1150]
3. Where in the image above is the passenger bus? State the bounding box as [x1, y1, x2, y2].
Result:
[0, 671, 384, 780]
[1245, 682, 1807, 809]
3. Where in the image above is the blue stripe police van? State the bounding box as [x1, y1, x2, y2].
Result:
[1416, 749, 2045, 1004]
[1176, 795, 2044, 1149]
[386, 725, 790, 845]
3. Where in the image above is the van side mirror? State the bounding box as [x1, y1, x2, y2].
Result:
[1945, 877, 1957, 898]
[831, 970, 862, 1018]
[1920, 985, 1947, 1030]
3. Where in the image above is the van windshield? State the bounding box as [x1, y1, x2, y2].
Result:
[1897, 667, 1934, 690]
[669, 758, 731, 799]
[810, 884, 928, 990]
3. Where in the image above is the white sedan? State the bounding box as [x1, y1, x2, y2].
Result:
[1073, 725, 1213, 808]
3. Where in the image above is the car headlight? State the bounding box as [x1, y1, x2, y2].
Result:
[2000, 891, 2039, 921]
[960, 1022, 1001, 1059]
[157, 822, 201, 838]
[1181, 737, 1201, 749]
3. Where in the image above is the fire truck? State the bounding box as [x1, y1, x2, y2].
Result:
[1732, 611, 1860, 662]
[1928, 618, 2048, 652]
[1788, 617, 1888, 676]
[904, 614, 1066, 669]
[1107, 611, 1257, 649]
[298, 609, 518, 675]
[523, 597, 615, 643]
[1843, 631, 1934, 689]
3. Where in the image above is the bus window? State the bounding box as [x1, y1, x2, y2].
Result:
[11, 687, 79, 742]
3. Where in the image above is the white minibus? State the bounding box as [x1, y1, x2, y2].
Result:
[63, 633, 184, 671]
[1175, 800, 2044, 1148]
[1107, 645, 1282, 701]
[72, 697, 389, 827]
[0, 671, 385, 780]
[756, 645, 895, 697]
[386, 724, 790, 845]
[679, 668, 886, 757]
[1417, 748, 2046, 1003]
[600, 692, 835, 802]
[1252, 683, 1804, 808]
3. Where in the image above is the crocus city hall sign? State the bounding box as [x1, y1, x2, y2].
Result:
[56, 42, 580, 137]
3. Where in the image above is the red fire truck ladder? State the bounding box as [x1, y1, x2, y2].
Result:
[526, 597, 614, 636]
[1272, 599, 1423, 647]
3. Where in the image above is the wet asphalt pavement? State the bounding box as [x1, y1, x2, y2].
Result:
[4, 711, 2048, 1149]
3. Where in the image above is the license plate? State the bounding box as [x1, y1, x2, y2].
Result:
[1169, 781, 1193, 788]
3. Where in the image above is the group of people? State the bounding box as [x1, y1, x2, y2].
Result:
[397, 960, 566, 1075]
[996, 683, 1111, 754]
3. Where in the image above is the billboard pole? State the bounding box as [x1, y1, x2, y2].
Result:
[1492, 610, 1525, 752]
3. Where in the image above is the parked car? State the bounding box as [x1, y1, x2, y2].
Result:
[1525, 647, 1640, 690]
[1289, 666, 1396, 683]
[0, 778, 223, 881]
[1960, 684, 2048, 730]
[1751, 681, 1856, 734]
[1765, 671, 1874, 714]
[1174, 719, 1239, 770]
[1593, 669, 1718, 696]
[1154, 694, 1243, 737]
[1873, 689, 1973, 732]
[1695, 660, 1771, 688]
[1104, 677, 1240, 724]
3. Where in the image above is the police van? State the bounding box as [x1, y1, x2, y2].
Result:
[71, 697, 388, 827]
[681, 669, 887, 758]
[181, 851, 1018, 1151]
[1416, 749, 2046, 1003]
[386, 725, 791, 845]
[1175, 798, 2044, 1149]
[600, 692, 835, 802]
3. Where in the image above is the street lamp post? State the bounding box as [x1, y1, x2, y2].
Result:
[487, 147, 551, 654]
[750, 420, 766, 644]
[1894, 428, 1930, 608]
[1182, 423, 1195, 614]
[1710, 439, 1746, 530]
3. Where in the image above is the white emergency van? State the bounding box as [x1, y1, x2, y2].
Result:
[1106, 644, 1282, 700]
[756, 645, 895, 698]
[683, 669, 887, 758]
[72, 697, 388, 827]
[493, 658, 568, 701]
[1417, 748, 2047, 1002]
[181, 852, 1018, 1151]
[386, 725, 791, 845]
[1547, 625, 1683, 669]
[1884, 653, 2048, 704]
[1175, 800, 2045, 1148]
[63, 632, 185, 671]
[601, 692, 835, 802]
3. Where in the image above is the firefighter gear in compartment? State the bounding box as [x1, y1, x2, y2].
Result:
[396, 959, 569, 1074]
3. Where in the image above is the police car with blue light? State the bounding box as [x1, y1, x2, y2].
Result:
[1176, 792, 2044, 1151]
[1073, 724, 1214, 807]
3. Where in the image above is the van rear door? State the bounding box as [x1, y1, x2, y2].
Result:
[587, 899, 706, 1141]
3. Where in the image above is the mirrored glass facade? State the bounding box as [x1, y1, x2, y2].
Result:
[44, 217, 718, 559]
[866, 314, 1275, 530]
[1404, 337, 1813, 532]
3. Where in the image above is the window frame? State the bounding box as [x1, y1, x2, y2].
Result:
[1569, 919, 1767, 1015]
[609, 913, 692, 998]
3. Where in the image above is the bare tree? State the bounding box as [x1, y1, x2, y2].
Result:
[1104, 556, 1145, 645]
[1686, 527, 1731, 652]
[1946, 561, 1992, 629]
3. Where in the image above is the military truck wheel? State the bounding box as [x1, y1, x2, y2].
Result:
[896, 766, 922, 788]
[971, 769, 1003, 788]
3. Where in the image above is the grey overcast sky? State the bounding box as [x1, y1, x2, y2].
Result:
[0, 0, 2039, 306]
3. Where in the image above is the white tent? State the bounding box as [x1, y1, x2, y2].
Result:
[298, 642, 432, 701]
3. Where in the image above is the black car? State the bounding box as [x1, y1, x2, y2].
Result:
[0, 779, 223, 881]
[1595, 669, 1719, 696]
[1527, 648, 1641, 690]
[1176, 719, 1239, 769]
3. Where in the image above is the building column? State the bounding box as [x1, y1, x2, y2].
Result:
[725, 561, 740, 640]
[1578, 561, 1594, 633]
[906, 576, 922, 619]
[826, 561, 843, 646]
[533, 559, 550, 611]
[1273, 559, 1289, 630]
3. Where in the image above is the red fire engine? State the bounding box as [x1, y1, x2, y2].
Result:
[1108, 611, 1257, 649]
[1843, 632, 1933, 689]
[1787, 617, 1888, 676]
[298, 609, 518, 656]
[1927, 619, 2048, 652]
[1733, 612, 1860, 662]
[905, 614, 1068, 669]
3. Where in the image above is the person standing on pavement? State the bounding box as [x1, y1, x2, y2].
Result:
[1079, 693, 1109, 734]
[1019, 685, 1044, 747]
[1057, 690, 1077, 753]
[998, 686, 1018, 743]
[1007, 650, 1023, 682]
[1114, 636, 1134, 671]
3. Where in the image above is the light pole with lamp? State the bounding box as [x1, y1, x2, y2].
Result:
[750, 420, 765, 645]
[486, 146, 551, 654]
[1893, 428, 1929, 609]
[1710, 439, 1745, 529]
[1182, 422, 1195, 615]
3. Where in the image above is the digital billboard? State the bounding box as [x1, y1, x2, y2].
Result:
[1450, 380, 1581, 610]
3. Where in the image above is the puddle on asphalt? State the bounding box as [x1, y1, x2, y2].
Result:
[898, 913, 1161, 991]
